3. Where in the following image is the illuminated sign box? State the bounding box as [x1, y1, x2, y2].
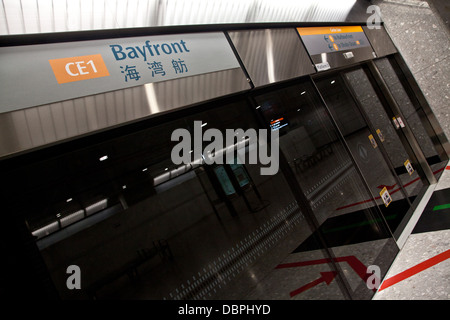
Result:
[297, 26, 376, 72]
[0, 32, 241, 114]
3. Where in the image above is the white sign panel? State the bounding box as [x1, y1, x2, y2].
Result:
[0, 32, 241, 114]
[315, 62, 331, 72]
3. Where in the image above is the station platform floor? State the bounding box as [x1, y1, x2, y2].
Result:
[373, 164, 450, 300]
[44, 160, 450, 301]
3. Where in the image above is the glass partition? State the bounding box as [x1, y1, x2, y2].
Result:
[3, 97, 343, 300]
[374, 57, 448, 180]
[254, 79, 398, 299]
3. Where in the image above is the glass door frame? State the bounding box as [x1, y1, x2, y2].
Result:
[247, 76, 399, 299]
[390, 54, 450, 162]
[246, 83, 357, 300]
[307, 71, 399, 241]
[364, 60, 438, 186]
[319, 67, 415, 206]
[310, 61, 436, 242]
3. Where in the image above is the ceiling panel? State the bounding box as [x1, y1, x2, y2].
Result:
[0, 0, 358, 35]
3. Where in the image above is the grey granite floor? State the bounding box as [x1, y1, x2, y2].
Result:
[373, 229, 450, 299]
[373, 166, 450, 300]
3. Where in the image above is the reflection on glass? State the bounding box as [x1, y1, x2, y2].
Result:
[255, 79, 398, 299]
[214, 165, 237, 195]
[4, 99, 326, 300]
[315, 73, 416, 238]
[374, 57, 448, 179]
[230, 162, 251, 188]
[344, 68, 425, 200]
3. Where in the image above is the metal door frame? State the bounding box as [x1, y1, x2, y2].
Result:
[338, 68, 413, 206]
[341, 65, 427, 240]
[390, 54, 450, 160]
[364, 60, 437, 185]
[246, 84, 356, 300]
[311, 61, 437, 242]
[308, 72, 398, 242]
[248, 76, 403, 299]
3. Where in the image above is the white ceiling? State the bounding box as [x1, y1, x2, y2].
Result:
[1, 0, 358, 35]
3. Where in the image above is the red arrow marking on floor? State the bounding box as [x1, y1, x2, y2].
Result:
[277, 255, 377, 296]
[379, 249, 450, 291]
[342, 255, 372, 285]
[276, 255, 369, 282]
[290, 271, 337, 297]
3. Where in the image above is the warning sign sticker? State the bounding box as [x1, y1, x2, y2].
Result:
[368, 134, 378, 148]
[404, 159, 415, 176]
[376, 129, 385, 142]
[380, 187, 392, 207]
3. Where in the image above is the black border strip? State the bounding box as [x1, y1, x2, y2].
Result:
[0, 21, 377, 47]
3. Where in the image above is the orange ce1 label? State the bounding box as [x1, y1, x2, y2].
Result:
[49, 54, 110, 84]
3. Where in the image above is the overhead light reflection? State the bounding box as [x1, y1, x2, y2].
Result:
[265, 29, 276, 83]
[145, 83, 160, 115]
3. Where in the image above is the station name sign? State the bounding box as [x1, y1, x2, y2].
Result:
[0, 32, 241, 113]
[109, 39, 191, 61]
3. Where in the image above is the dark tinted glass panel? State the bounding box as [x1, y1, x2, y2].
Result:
[344, 68, 425, 200]
[314, 74, 412, 238]
[3, 99, 334, 300]
[374, 57, 448, 179]
[254, 79, 398, 299]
